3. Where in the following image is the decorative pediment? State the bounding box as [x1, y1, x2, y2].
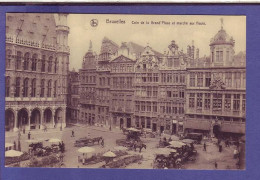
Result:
[209, 73, 226, 90]
[111, 55, 134, 63]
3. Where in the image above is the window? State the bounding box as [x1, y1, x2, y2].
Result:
[23, 78, 29, 97]
[189, 93, 195, 108]
[167, 91, 172, 98]
[31, 78, 36, 97]
[147, 86, 152, 97]
[47, 80, 52, 97]
[179, 90, 184, 98]
[205, 72, 211, 87]
[171, 106, 176, 114]
[234, 72, 241, 88]
[233, 94, 240, 111]
[167, 73, 172, 83]
[166, 102, 171, 114]
[32, 54, 37, 71]
[160, 104, 165, 113]
[153, 73, 159, 82]
[225, 72, 232, 88]
[41, 55, 46, 72]
[197, 93, 202, 108]
[216, 50, 223, 62]
[242, 94, 246, 112]
[180, 74, 185, 83]
[242, 72, 246, 88]
[54, 58, 58, 73]
[213, 93, 222, 110]
[153, 86, 158, 97]
[16, 51, 22, 70]
[226, 50, 229, 61]
[204, 93, 211, 109]
[48, 56, 53, 72]
[15, 77, 20, 97]
[148, 73, 153, 82]
[40, 79, 45, 97]
[224, 94, 231, 110]
[147, 102, 151, 112]
[190, 72, 195, 87]
[153, 102, 157, 112]
[140, 102, 145, 111]
[5, 76, 10, 97]
[24, 52, 30, 70]
[6, 50, 12, 69]
[197, 73, 203, 87]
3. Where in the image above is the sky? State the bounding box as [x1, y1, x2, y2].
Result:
[67, 14, 246, 71]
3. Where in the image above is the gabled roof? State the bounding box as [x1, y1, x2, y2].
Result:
[127, 42, 163, 57]
[110, 54, 135, 63]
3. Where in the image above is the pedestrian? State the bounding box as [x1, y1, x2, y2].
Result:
[203, 142, 207, 151]
[215, 161, 218, 169]
[18, 130, 21, 141]
[168, 137, 172, 142]
[23, 128, 25, 134]
[234, 149, 238, 159]
[219, 144, 222, 152]
[59, 142, 62, 152]
[28, 131, 31, 140]
[101, 138, 104, 148]
[13, 141, 16, 150]
[62, 141, 65, 152]
[18, 140, 21, 151]
[60, 152, 64, 162]
[71, 130, 75, 137]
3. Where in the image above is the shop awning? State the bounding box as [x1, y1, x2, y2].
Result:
[184, 120, 211, 131]
[221, 123, 245, 134]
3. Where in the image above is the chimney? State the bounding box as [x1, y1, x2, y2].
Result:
[196, 48, 199, 59]
[191, 40, 195, 59]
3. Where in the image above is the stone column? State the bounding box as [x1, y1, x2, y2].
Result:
[13, 109, 19, 132]
[52, 109, 56, 128]
[27, 109, 31, 131]
[40, 109, 44, 129]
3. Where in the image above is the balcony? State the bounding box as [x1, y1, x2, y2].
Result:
[6, 34, 56, 52]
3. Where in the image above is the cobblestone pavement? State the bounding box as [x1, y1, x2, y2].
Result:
[5, 125, 240, 169]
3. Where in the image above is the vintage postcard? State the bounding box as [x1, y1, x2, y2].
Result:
[4, 13, 246, 170]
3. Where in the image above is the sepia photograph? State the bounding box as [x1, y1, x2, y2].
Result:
[4, 13, 246, 170]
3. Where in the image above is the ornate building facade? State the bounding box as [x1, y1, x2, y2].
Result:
[5, 13, 70, 132]
[78, 21, 246, 137]
[185, 24, 246, 137]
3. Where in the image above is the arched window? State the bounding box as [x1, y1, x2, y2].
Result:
[24, 52, 30, 70]
[32, 54, 37, 71]
[54, 58, 58, 73]
[47, 80, 52, 97]
[16, 51, 22, 70]
[31, 78, 36, 97]
[15, 77, 20, 97]
[6, 50, 12, 69]
[23, 78, 29, 97]
[53, 80, 57, 97]
[5, 76, 10, 97]
[40, 79, 45, 97]
[41, 55, 46, 72]
[48, 56, 53, 73]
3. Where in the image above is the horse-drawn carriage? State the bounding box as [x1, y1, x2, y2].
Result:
[29, 142, 53, 157]
[74, 137, 103, 147]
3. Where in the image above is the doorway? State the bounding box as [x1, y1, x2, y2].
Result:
[126, 118, 131, 128]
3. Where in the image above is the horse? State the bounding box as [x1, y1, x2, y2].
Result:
[92, 137, 103, 145]
[134, 143, 147, 153]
